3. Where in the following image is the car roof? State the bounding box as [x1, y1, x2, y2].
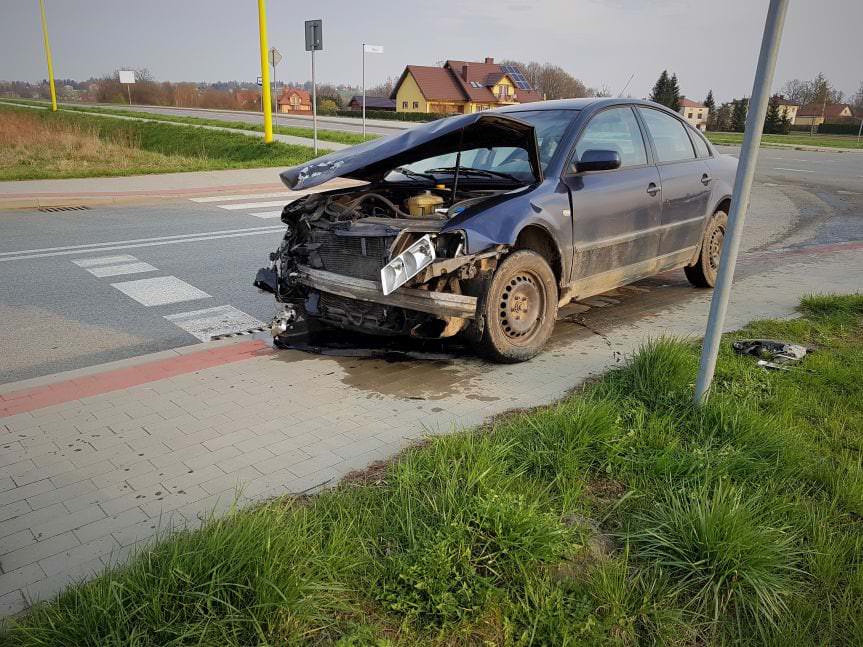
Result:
[495, 97, 669, 113]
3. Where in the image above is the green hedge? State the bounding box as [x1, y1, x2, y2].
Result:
[790, 122, 860, 135]
[334, 109, 446, 123]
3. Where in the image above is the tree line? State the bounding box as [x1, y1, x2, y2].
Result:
[0, 68, 360, 114]
[646, 69, 860, 135]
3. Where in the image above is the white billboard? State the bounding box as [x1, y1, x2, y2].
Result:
[118, 70, 135, 84]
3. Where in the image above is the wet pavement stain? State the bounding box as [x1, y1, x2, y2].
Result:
[268, 327, 486, 400]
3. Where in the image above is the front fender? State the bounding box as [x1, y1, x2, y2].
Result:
[442, 180, 572, 273]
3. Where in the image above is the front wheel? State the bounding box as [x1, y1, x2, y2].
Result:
[685, 210, 727, 288]
[472, 250, 558, 363]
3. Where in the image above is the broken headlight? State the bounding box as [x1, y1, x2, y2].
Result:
[380, 234, 436, 295]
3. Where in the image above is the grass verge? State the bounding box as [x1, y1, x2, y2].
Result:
[0, 99, 377, 146]
[706, 130, 862, 149]
[0, 103, 323, 181]
[3, 294, 862, 645]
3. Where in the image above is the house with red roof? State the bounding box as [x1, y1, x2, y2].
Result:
[795, 102, 854, 127]
[678, 97, 708, 131]
[390, 57, 542, 115]
[277, 87, 312, 113]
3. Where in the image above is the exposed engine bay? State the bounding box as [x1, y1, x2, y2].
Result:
[255, 184, 512, 340]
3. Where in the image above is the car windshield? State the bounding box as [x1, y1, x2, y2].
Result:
[391, 109, 577, 183]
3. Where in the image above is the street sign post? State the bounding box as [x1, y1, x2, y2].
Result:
[694, 0, 789, 404]
[269, 47, 282, 114]
[362, 43, 384, 138]
[305, 19, 323, 154]
[118, 70, 135, 105]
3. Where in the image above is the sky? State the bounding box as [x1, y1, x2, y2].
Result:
[1, 0, 860, 104]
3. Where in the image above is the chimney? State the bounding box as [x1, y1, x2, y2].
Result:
[485, 57, 494, 64]
[462, 64, 469, 81]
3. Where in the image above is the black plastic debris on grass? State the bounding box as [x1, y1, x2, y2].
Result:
[732, 339, 811, 371]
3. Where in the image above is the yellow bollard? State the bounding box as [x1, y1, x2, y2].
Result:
[257, 0, 273, 143]
[38, 0, 57, 112]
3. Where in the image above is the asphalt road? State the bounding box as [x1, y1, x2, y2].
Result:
[84, 103, 411, 137]
[0, 146, 860, 384]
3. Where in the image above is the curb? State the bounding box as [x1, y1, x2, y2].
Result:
[713, 141, 863, 153]
[0, 182, 286, 210]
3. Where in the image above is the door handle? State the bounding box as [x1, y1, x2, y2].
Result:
[646, 183, 661, 197]
[701, 173, 712, 186]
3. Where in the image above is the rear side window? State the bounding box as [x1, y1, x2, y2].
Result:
[691, 130, 711, 158]
[574, 107, 647, 169]
[638, 108, 696, 163]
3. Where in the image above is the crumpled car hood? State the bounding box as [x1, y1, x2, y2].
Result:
[280, 112, 542, 191]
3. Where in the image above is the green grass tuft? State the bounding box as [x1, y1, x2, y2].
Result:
[627, 481, 799, 636]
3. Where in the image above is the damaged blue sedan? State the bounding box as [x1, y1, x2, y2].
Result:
[255, 98, 737, 362]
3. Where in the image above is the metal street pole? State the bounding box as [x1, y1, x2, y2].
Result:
[37, 0, 57, 112]
[362, 43, 366, 139]
[694, 0, 790, 404]
[257, 0, 273, 143]
[311, 34, 318, 154]
[857, 117, 862, 146]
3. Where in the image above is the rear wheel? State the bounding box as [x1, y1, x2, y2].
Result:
[685, 210, 727, 288]
[473, 250, 558, 363]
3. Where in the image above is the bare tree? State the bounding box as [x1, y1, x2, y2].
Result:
[499, 60, 591, 99]
[367, 76, 396, 97]
[852, 80, 863, 115]
[781, 73, 844, 107]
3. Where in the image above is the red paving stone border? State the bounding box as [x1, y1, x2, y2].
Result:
[0, 340, 271, 418]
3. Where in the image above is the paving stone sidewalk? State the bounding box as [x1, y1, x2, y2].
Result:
[1, 246, 862, 617]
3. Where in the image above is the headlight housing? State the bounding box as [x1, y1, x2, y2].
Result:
[380, 235, 436, 295]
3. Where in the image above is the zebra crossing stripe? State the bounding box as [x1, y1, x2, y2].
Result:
[164, 305, 266, 341]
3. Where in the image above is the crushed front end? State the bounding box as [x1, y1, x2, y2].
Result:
[255, 185, 506, 341]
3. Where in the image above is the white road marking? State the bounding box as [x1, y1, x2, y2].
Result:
[83, 261, 158, 277]
[72, 254, 158, 276]
[164, 305, 265, 341]
[218, 200, 297, 211]
[0, 226, 283, 258]
[773, 167, 816, 173]
[190, 192, 295, 203]
[72, 254, 139, 268]
[110, 276, 211, 307]
[0, 226, 284, 263]
[249, 211, 284, 219]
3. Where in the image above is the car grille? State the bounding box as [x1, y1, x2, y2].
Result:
[309, 231, 395, 282]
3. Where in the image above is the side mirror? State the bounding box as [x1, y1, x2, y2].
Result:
[575, 149, 622, 173]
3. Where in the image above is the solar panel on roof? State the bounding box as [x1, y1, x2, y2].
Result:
[500, 65, 532, 90]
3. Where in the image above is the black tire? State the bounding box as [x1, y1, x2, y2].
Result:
[473, 250, 558, 363]
[685, 210, 728, 288]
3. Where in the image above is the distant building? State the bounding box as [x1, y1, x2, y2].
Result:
[795, 102, 854, 126]
[678, 97, 708, 131]
[277, 87, 312, 113]
[347, 95, 396, 111]
[391, 57, 542, 114]
[771, 95, 799, 124]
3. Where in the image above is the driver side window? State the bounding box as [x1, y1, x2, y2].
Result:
[573, 107, 648, 170]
